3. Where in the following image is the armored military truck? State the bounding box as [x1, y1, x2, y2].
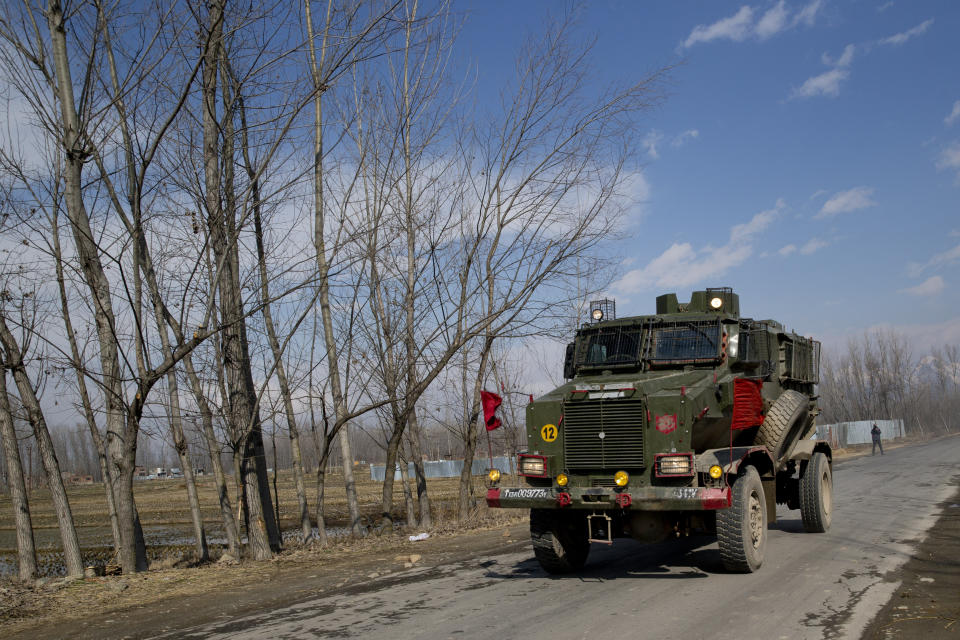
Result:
[487, 287, 831, 573]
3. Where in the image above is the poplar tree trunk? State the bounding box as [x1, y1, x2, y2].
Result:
[397, 449, 418, 528]
[51, 218, 122, 555]
[202, 0, 279, 559]
[304, 0, 363, 538]
[163, 376, 209, 561]
[183, 353, 241, 556]
[0, 366, 37, 580]
[246, 127, 312, 542]
[44, 0, 140, 572]
[0, 315, 84, 577]
[405, 407, 431, 527]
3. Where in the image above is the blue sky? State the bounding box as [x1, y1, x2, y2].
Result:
[459, 1, 960, 350]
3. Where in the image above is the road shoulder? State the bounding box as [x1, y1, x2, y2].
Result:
[861, 478, 960, 639]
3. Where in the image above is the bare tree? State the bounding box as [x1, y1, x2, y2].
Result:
[0, 354, 37, 580]
[0, 308, 83, 576]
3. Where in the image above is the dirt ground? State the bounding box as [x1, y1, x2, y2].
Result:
[1, 436, 953, 639]
[2, 510, 530, 639]
[862, 482, 960, 638]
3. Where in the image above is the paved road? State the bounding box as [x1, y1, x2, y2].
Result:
[166, 438, 960, 640]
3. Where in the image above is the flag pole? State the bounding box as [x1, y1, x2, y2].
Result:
[485, 421, 495, 472]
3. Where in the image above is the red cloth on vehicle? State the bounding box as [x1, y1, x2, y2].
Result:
[731, 378, 765, 430]
[480, 390, 502, 431]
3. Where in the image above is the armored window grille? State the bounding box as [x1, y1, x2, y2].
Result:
[576, 326, 643, 368]
[646, 320, 721, 364]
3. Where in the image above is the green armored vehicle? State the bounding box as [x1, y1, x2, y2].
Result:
[487, 287, 831, 573]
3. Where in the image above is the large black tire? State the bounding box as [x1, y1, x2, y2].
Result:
[799, 452, 832, 533]
[756, 389, 810, 461]
[530, 509, 590, 574]
[717, 466, 767, 573]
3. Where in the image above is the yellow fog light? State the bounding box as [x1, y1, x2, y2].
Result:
[488, 469, 501, 483]
[614, 470, 629, 487]
[556, 473, 568, 487]
[709, 465, 723, 480]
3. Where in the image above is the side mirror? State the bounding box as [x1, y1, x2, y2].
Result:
[563, 342, 576, 379]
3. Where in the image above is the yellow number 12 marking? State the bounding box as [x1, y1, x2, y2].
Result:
[541, 423, 558, 442]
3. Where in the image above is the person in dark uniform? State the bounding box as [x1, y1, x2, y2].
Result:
[871, 423, 884, 456]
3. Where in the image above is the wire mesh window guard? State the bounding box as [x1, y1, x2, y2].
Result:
[576, 325, 643, 367]
[646, 320, 721, 363]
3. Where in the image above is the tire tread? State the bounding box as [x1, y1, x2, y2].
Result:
[756, 390, 809, 461]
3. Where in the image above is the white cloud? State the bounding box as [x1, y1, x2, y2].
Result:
[816, 186, 876, 218]
[793, 0, 822, 27]
[899, 275, 945, 296]
[643, 130, 663, 159]
[937, 141, 960, 180]
[791, 45, 854, 99]
[946, 101, 960, 126]
[683, 6, 754, 48]
[878, 19, 934, 46]
[671, 129, 700, 147]
[800, 237, 828, 254]
[614, 200, 784, 293]
[756, 1, 789, 40]
[791, 68, 849, 99]
[877, 1, 894, 12]
[682, 2, 820, 48]
[779, 244, 797, 256]
[907, 243, 960, 277]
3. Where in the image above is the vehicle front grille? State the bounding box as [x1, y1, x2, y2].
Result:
[563, 399, 645, 469]
[591, 478, 619, 488]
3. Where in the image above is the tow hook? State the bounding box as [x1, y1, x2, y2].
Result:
[614, 493, 632, 508]
[556, 492, 572, 507]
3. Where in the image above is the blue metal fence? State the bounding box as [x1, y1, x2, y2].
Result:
[815, 419, 904, 447]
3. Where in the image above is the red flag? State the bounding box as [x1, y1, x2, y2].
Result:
[480, 390, 502, 431]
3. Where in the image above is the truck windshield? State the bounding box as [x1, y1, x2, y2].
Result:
[648, 321, 721, 363]
[576, 325, 644, 368]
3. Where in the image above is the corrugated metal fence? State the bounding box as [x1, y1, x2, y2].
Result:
[370, 456, 514, 482]
[815, 419, 904, 447]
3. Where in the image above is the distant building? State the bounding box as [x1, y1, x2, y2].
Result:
[134, 466, 148, 478]
[61, 472, 95, 485]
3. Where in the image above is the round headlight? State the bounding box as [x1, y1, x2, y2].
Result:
[613, 470, 629, 487]
[591, 308, 603, 321]
[708, 465, 723, 479]
[488, 469, 501, 482]
[556, 473, 568, 487]
[710, 297, 723, 309]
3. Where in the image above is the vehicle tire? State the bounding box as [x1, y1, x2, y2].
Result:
[756, 389, 809, 461]
[530, 509, 590, 574]
[717, 466, 766, 573]
[799, 452, 832, 533]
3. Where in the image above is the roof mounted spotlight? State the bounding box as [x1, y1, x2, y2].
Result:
[588, 298, 616, 323]
[710, 296, 724, 309]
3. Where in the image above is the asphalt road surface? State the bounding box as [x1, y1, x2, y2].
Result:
[164, 438, 960, 640]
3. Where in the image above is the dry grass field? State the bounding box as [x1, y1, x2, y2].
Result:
[0, 465, 502, 575]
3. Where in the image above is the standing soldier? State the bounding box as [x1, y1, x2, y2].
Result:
[871, 423, 884, 456]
